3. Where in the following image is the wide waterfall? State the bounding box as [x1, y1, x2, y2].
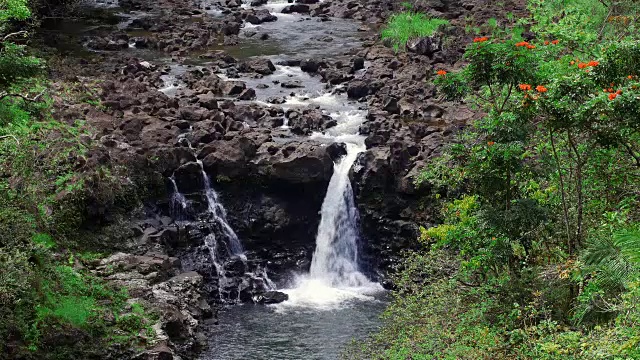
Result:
[309, 142, 371, 287]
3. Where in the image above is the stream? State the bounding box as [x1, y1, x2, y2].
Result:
[46, 0, 388, 358]
[200, 2, 387, 355]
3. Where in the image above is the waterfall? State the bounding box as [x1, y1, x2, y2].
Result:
[169, 176, 188, 219]
[276, 109, 383, 309]
[198, 160, 244, 255]
[309, 143, 370, 287]
[168, 160, 274, 302]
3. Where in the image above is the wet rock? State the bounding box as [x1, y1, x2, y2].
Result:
[266, 96, 286, 104]
[281, 80, 304, 88]
[222, 81, 247, 96]
[282, 4, 310, 13]
[250, 0, 268, 5]
[200, 137, 257, 177]
[196, 93, 218, 110]
[253, 290, 289, 304]
[253, 141, 334, 184]
[352, 57, 365, 72]
[406, 36, 442, 57]
[246, 9, 278, 24]
[238, 88, 257, 100]
[346, 80, 370, 99]
[174, 162, 205, 193]
[239, 58, 276, 75]
[300, 59, 325, 73]
[327, 142, 347, 161]
[383, 97, 400, 114]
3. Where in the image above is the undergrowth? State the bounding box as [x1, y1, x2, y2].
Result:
[381, 11, 449, 51]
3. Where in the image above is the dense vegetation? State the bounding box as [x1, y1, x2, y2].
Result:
[349, 0, 640, 358]
[0, 1, 155, 358]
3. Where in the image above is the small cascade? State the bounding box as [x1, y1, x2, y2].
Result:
[197, 160, 244, 255]
[169, 176, 188, 219]
[309, 143, 370, 287]
[168, 159, 274, 303]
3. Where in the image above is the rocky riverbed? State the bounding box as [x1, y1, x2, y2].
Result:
[39, 0, 528, 358]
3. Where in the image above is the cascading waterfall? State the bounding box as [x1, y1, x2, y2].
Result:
[169, 158, 274, 302]
[198, 160, 244, 255]
[308, 143, 371, 287]
[169, 176, 187, 219]
[277, 110, 383, 309]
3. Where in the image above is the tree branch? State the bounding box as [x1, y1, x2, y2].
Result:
[2, 31, 28, 42]
[0, 90, 46, 103]
[0, 135, 19, 145]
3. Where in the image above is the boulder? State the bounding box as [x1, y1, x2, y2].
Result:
[253, 290, 289, 304]
[346, 80, 370, 99]
[406, 36, 442, 57]
[239, 58, 276, 75]
[253, 141, 334, 184]
[282, 4, 310, 13]
[246, 9, 278, 24]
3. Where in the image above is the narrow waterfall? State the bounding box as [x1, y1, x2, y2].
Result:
[309, 143, 370, 287]
[169, 176, 187, 218]
[198, 161, 244, 255]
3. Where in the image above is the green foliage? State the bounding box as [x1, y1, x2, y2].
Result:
[0, 0, 31, 25]
[381, 12, 449, 51]
[357, 1, 640, 358]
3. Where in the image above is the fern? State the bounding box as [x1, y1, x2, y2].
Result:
[583, 230, 640, 292]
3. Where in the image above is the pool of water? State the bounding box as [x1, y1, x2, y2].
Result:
[202, 293, 387, 360]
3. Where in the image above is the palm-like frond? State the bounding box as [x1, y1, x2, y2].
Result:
[583, 230, 640, 291]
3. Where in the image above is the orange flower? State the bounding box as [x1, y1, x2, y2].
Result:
[473, 36, 489, 43]
[526, 44, 536, 49]
[436, 70, 447, 76]
[487, 141, 495, 146]
[551, 40, 560, 45]
[616, 89, 623, 95]
[515, 41, 529, 47]
[536, 85, 548, 93]
[587, 60, 600, 67]
[609, 93, 618, 100]
[570, 60, 575, 65]
[518, 84, 532, 91]
[628, 75, 635, 80]
[578, 62, 588, 69]
[544, 41, 550, 45]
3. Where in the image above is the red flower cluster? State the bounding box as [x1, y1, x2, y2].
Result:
[515, 41, 536, 49]
[487, 141, 495, 146]
[577, 60, 600, 69]
[519, 84, 547, 93]
[473, 36, 489, 43]
[551, 40, 560, 45]
[605, 88, 622, 100]
[436, 70, 447, 76]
